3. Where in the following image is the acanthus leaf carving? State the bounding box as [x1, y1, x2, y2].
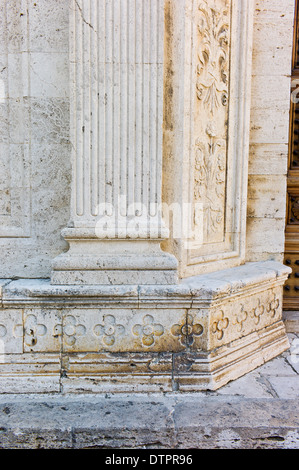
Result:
[196, 0, 230, 115]
[194, 124, 226, 234]
[193, 0, 230, 243]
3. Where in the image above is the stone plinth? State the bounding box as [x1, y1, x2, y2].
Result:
[0, 261, 290, 393]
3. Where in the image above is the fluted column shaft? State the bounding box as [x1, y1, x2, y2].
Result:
[51, 0, 178, 285]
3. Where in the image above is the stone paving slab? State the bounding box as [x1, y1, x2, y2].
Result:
[0, 394, 298, 449]
[0, 333, 297, 449]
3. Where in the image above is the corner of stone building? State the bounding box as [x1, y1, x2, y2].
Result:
[0, 0, 294, 395]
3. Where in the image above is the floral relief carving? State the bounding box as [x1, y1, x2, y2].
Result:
[233, 304, 248, 333]
[266, 294, 280, 318]
[63, 315, 86, 346]
[23, 314, 47, 347]
[251, 300, 265, 326]
[132, 315, 164, 347]
[171, 314, 203, 346]
[194, 124, 226, 234]
[212, 310, 229, 340]
[93, 315, 125, 347]
[220, 293, 281, 339]
[194, 0, 230, 242]
[196, 0, 230, 115]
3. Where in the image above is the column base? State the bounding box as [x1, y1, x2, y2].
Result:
[51, 234, 178, 285]
[0, 261, 291, 392]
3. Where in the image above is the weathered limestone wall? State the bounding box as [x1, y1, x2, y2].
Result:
[246, 0, 295, 263]
[0, 0, 295, 277]
[0, 0, 70, 278]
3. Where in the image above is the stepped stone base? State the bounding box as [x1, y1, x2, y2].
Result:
[0, 393, 298, 449]
[0, 261, 291, 393]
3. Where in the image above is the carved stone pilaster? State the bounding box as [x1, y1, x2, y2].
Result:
[162, 0, 254, 277]
[194, 0, 230, 243]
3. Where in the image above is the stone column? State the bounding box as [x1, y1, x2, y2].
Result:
[51, 0, 178, 285]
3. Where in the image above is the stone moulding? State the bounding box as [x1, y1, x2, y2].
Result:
[0, 261, 291, 393]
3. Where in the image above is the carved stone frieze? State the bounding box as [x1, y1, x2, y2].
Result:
[93, 315, 125, 347]
[191, 288, 283, 350]
[0, 292, 282, 353]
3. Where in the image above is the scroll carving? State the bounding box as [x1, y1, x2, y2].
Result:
[194, 0, 230, 243]
[194, 124, 226, 234]
[196, 1, 229, 115]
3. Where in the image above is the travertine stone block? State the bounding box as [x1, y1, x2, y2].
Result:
[246, 0, 294, 263]
[28, 0, 69, 53]
[248, 144, 288, 176]
[250, 108, 291, 145]
[247, 175, 286, 219]
[0, 309, 23, 354]
[0, 0, 71, 278]
[30, 53, 69, 99]
[246, 218, 286, 261]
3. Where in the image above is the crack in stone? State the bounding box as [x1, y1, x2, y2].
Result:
[29, 64, 58, 91]
[165, 401, 178, 447]
[75, 0, 96, 33]
[257, 374, 279, 398]
[285, 355, 299, 375]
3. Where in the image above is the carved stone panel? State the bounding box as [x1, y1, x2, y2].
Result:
[162, 0, 254, 277]
[194, 0, 230, 244]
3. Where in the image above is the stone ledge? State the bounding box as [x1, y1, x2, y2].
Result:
[0, 261, 291, 306]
